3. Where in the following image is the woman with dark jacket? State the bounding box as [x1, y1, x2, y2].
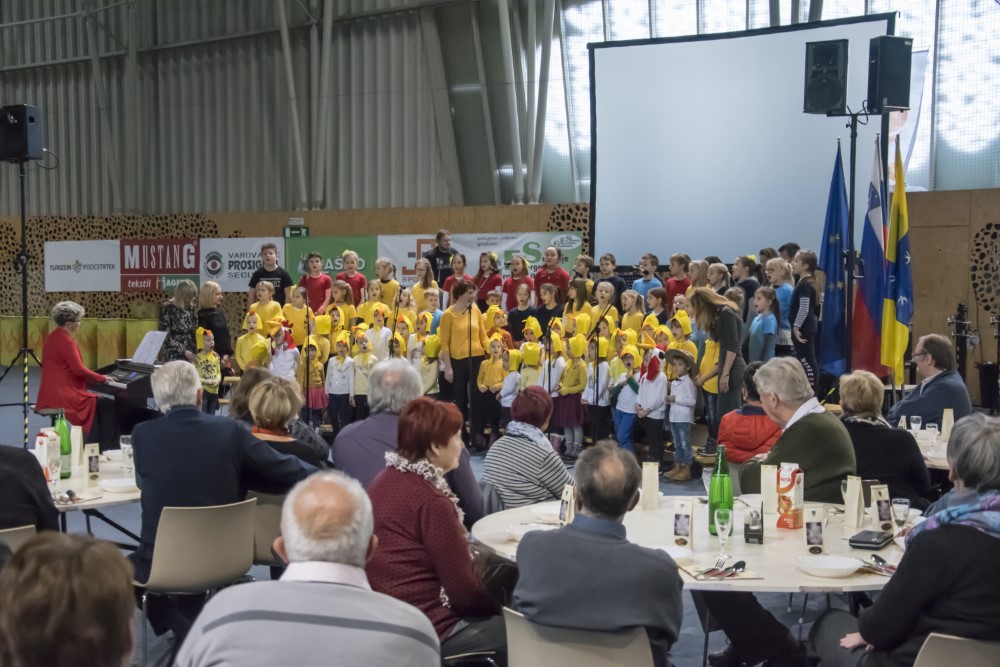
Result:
[811, 412, 1000, 665]
[196, 280, 233, 364]
[689, 287, 746, 416]
[839, 370, 934, 509]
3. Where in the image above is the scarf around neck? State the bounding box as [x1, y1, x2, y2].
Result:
[503, 421, 551, 452]
[906, 490, 1000, 546]
[384, 451, 463, 525]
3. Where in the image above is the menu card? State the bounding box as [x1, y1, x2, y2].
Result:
[760, 464, 778, 513]
[844, 475, 866, 528]
[804, 507, 825, 554]
[85, 443, 100, 488]
[672, 498, 694, 548]
[558, 484, 576, 526]
[870, 484, 892, 531]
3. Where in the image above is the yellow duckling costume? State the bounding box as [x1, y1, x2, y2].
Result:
[235, 310, 266, 372]
[571, 312, 592, 339]
[194, 327, 220, 396]
[391, 332, 407, 358]
[667, 310, 698, 379]
[420, 334, 441, 395]
[610, 328, 638, 380]
[559, 334, 587, 396]
[507, 348, 523, 372]
[248, 338, 271, 369]
[351, 323, 369, 356]
[521, 316, 543, 342]
[520, 341, 542, 390]
[478, 333, 508, 391]
[484, 305, 514, 350]
[313, 314, 333, 364]
[642, 313, 660, 338]
[296, 335, 328, 410]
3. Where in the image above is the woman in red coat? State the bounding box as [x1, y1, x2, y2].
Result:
[36, 301, 117, 449]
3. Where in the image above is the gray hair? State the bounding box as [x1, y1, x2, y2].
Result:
[51, 301, 85, 327]
[575, 441, 640, 520]
[948, 413, 1000, 492]
[150, 361, 200, 412]
[753, 357, 814, 406]
[368, 358, 422, 414]
[281, 471, 373, 567]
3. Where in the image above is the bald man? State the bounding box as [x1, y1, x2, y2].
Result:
[176, 472, 440, 667]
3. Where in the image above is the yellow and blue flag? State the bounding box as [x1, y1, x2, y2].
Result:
[818, 143, 849, 377]
[880, 136, 913, 382]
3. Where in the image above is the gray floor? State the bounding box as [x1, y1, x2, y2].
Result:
[1, 367, 833, 666]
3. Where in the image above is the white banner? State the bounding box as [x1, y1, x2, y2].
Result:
[200, 237, 286, 293]
[45, 240, 120, 292]
[377, 231, 584, 287]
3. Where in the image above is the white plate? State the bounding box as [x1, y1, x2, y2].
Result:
[104, 449, 123, 461]
[531, 501, 563, 523]
[505, 523, 558, 542]
[797, 555, 863, 578]
[648, 545, 693, 565]
[100, 478, 139, 494]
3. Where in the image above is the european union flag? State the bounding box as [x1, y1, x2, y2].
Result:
[818, 144, 849, 377]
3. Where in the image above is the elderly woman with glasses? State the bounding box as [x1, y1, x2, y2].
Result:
[35, 301, 118, 450]
[811, 413, 1000, 665]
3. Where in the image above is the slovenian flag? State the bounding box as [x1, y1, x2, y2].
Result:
[852, 139, 889, 376]
[818, 144, 849, 377]
[881, 136, 914, 382]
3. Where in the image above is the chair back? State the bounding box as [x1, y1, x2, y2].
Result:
[480, 478, 505, 516]
[247, 490, 285, 566]
[914, 632, 1000, 667]
[0, 525, 36, 553]
[503, 607, 653, 667]
[143, 499, 257, 592]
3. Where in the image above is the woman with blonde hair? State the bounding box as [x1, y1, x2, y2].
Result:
[411, 257, 438, 313]
[197, 280, 233, 368]
[839, 370, 933, 508]
[707, 262, 732, 297]
[686, 259, 710, 296]
[158, 279, 198, 361]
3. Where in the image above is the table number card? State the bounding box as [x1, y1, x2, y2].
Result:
[558, 484, 575, 526]
[85, 444, 100, 488]
[672, 498, 694, 548]
[844, 476, 866, 528]
[641, 462, 660, 510]
[760, 464, 778, 514]
[804, 507, 825, 554]
[870, 484, 892, 531]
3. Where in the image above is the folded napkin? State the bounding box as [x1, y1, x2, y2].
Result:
[681, 563, 764, 581]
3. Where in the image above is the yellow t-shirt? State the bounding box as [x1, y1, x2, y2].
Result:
[594, 304, 620, 326]
[621, 311, 644, 335]
[235, 332, 266, 372]
[411, 282, 439, 314]
[699, 339, 720, 394]
[378, 279, 400, 308]
[296, 358, 325, 391]
[315, 337, 331, 365]
[334, 302, 358, 327]
[195, 351, 221, 395]
[439, 305, 489, 361]
[245, 300, 282, 329]
[519, 366, 541, 390]
[282, 304, 314, 347]
[477, 357, 507, 390]
[354, 352, 376, 396]
[564, 301, 593, 320]
[356, 301, 378, 327]
[558, 359, 587, 395]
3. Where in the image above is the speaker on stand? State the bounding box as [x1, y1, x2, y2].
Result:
[803, 39, 849, 115]
[868, 36, 913, 114]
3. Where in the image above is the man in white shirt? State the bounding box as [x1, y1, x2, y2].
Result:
[175, 471, 440, 667]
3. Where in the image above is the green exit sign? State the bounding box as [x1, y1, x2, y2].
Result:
[284, 226, 309, 238]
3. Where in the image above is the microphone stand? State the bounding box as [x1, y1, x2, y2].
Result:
[586, 300, 615, 443]
[467, 301, 474, 445]
[388, 286, 401, 359]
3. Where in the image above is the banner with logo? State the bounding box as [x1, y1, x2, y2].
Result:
[378, 231, 584, 286]
[120, 239, 200, 292]
[284, 236, 378, 282]
[200, 237, 285, 293]
[44, 240, 120, 292]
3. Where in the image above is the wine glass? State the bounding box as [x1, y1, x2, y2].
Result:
[714, 508, 733, 559]
[909, 416, 922, 432]
[925, 423, 939, 448]
[47, 457, 61, 492]
[891, 498, 910, 537]
[122, 444, 134, 476]
[119, 435, 131, 471]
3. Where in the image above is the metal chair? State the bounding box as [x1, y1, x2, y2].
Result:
[913, 632, 1000, 667]
[133, 498, 257, 665]
[503, 607, 654, 667]
[0, 524, 36, 553]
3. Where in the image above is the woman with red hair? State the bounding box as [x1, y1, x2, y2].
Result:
[367, 397, 505, 659]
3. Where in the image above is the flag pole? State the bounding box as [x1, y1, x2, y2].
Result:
[845, 115, 859, 372]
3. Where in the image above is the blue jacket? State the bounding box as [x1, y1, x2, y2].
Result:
[887, 369, 973, 427]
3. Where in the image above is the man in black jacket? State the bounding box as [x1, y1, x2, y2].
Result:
[422, 229, 457, 285]
[0, 444, 59, 533]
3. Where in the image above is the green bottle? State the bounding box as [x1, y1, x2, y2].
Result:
[54, 409, 72, 479]
[708, 445, 733, 536]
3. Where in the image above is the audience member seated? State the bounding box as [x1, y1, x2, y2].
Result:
[367, 397, 506, 662]
[888, 333, 973, 428]
[333, 358, 483, 527]
[229, 366, 329, 461]
[131, 361, 315, 638]
[739, 357, 856, 504]
[482, 386, 573, 509]
[0, 443, 59, 532]
[176, 471, 440, 667]
[719, 361, 781, 492]
[513, 441, 683, 667]
[0, 533, 134, 667]
[245, 375, 327, 492]
[811, 413, 1000, 666]
[840, 370, 935, 509]
[35, 301, 120, 450]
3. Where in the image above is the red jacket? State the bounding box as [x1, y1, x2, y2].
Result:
[35, 327, 106, 432]
[719, 405, 782, 464]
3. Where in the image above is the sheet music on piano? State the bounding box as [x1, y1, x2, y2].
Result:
[132, 331, 167, 367]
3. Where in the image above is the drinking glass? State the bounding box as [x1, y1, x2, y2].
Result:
[925, 423, 939, 447]
[122, 444, 134, 476]
[714, 509, 733, 559]
[909, 416, 922, 432]
[891, 498, 911, 537]
[840, 480, 849, 505]
[119, 435, 131, 471]
[48, 457, 61, 492]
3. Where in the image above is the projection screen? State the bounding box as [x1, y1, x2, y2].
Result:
[589, 14, 894, 263]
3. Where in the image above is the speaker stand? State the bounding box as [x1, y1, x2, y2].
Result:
[0, 161, 43, 448]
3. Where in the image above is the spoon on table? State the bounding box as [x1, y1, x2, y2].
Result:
[713, 560, 747, 579]
[870, 554, 896, 572]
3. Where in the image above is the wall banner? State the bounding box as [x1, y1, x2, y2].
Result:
[199, 237, 285, 293]
[45, 240, 121, 292]
[120, 239, 200, 292]
[284, 235, 379, 282]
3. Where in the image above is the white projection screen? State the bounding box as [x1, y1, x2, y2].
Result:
[590, 14, 893, 263]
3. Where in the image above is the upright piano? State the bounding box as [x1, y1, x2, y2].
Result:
[87, 358, 162, 434]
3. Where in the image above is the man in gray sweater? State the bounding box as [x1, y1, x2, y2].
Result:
[513, 441, 684, 667]
[175, 471, 440, 667]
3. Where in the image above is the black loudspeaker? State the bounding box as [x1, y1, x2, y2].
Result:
[868, 36, 913, 114]
[804, 40, 848, 115]
[0, 105, 44, 163]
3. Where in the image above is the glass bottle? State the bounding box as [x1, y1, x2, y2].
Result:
[54, 409, 72, 479]
[708, 445, 733, 536]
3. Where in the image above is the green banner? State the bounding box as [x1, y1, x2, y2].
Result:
[285, 235, 379, 282]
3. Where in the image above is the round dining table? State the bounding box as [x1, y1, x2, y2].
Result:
[472, 497, 910, 594]
[53, 455, 141, 546]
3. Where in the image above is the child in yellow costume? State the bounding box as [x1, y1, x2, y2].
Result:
[325, 331, 354, 437]
[553, 334, 588, 457]
[520, 342, 542, 391]
[235, 310, 266, 373]
[420, 334, 441, 398]
[475, 333, 507, 449]
[313, 314, 333, 365]
[195, 327, 221, 414]
[296, 335, 327, 427]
